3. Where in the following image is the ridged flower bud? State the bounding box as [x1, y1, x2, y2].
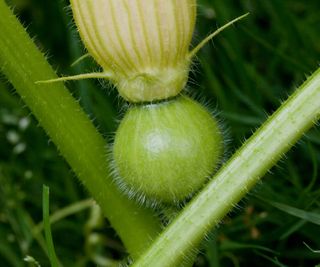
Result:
[70, 0, 197, 102]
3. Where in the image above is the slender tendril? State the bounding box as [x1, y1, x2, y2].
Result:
[71, 53, 91, 67]
[35, 72, 113, 84]
[188, 13, 249, 59]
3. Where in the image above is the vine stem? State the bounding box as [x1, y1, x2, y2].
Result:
[133, 68, 320, 267]
[0, 0, 161, 259]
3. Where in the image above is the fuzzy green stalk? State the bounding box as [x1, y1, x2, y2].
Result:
[133, 69, 320, 267]
[0, 1, 161, 259]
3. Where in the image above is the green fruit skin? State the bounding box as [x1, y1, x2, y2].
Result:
[112, 95, 223, 204]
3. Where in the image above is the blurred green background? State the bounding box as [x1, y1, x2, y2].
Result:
[0, 0, 320, 266]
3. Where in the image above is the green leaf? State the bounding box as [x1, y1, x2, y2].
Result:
[42, 185, 60, 267]
[262, 198, 320, 225]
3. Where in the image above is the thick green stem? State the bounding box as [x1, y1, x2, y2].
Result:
[0, 1, 161, 259]
[133, 69, 320, 267]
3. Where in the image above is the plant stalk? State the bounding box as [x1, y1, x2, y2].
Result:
[0, 1, 161, 259]
[133, 68, 320, 266]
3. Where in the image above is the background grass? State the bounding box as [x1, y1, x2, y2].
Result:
[0, 0, 320, 266]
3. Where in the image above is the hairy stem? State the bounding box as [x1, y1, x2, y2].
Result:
[0, 1, 161, 259]
[133, 69, 320, 267]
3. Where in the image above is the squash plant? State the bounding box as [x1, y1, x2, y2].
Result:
[0, 0, 319, 266]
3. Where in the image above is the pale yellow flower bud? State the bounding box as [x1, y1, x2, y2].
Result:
[70, 0, 197, 102]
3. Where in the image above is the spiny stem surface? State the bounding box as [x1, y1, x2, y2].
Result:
[0, 0, 161, 259]
[133, 68, 320, 267]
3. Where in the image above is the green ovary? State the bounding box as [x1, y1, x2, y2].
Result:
[112, 95, 223, 203]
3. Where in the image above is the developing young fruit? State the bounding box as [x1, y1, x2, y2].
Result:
[38, 1, 247, 205]
[112, 96, 223, 204]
